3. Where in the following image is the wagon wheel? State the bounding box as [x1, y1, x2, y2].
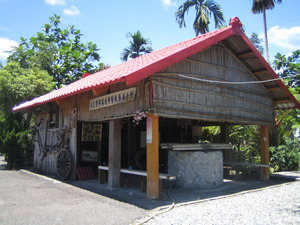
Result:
[56, 148, 73, 180]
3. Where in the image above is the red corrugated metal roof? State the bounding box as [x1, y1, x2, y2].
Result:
[12, 17, 300, 111]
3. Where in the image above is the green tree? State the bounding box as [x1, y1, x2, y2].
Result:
[249, 32, 264, 55]
[269, 50, 300, 171]
[8, 14, 101, 89]
[273, 50, 300, 144]
[0, 62, 54, 168]
[273, 50, 300, 93]
[229, 125, 260, 163]
[175, 0, 225, 36]
[120, 30, 153, 62]
[251, 0, 282, 62]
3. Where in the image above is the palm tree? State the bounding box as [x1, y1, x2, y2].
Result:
[251, 0, 282, 62]
[175, 0, 225, 36]
[120, 30, 153, 62]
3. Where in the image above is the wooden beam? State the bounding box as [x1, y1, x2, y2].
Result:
[92, 86, 110, 96]
[273, 98, 291, 105]
[56, 97, 69, 105]
[260, 126, 270, 180]
[267, 85, 281, 92]
[253, 70, 268, 76]
[108, 119, 122, 189]
[237, 51, 254, 59]
[146, 113, 159, 199]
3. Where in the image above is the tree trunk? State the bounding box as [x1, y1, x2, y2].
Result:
[263, 7, 269, 62]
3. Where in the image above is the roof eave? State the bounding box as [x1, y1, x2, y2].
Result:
[235, 29, 300, 110]
[12, 77, 126, 112]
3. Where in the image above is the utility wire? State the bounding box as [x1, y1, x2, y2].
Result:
[178, 73, 300, 85]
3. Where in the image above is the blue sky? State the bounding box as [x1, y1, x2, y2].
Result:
[1, 0, 300, 67]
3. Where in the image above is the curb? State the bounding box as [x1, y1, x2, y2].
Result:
[270, 174, 300, 181]
[19, 169, 62, 184]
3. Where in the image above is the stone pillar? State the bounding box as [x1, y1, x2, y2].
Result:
[260, 125, 270, 180]
[146, 113, 159, 199]
[108, 119, 122, 189]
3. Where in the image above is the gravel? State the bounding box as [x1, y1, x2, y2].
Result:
[137, 181, 300, 225]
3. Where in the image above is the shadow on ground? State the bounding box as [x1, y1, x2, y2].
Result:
[0, 155, 296, 210]
[64, 174, 294, 210]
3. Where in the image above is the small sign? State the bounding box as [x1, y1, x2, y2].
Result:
[146, 116, 152, 143]
[81, 151, 98, 162]
[89, 87, 136, 110]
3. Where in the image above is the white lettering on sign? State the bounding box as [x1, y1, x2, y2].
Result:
[89, 87, 137, 110]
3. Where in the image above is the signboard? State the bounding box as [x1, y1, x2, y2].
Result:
[81, 123, 102, 142]
[89, 87, 137, 110]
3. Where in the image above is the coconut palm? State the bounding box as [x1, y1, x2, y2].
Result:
[175, 0, 225, 36]
[120, 30, 153, 62]
[251, 0, 282, 62]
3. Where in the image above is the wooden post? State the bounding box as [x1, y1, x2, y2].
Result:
[127, 121, 135, 169]
[260, 125, 270, 180]
[220, 123, 230, 144]
[221, 123, 230, 161]
[146, 113, 159, 199]
[108, 119, 122, 189]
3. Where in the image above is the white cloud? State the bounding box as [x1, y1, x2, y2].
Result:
[0, 37, 19, 61]
[0, 25, 9, 32]
[45, 0, 65, 6]
[161, 0, 177, 8]
[64, 5, 81, 16]
[268, 25, 300, 52]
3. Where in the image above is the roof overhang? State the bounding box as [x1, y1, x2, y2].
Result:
[12, 17, 300, 112]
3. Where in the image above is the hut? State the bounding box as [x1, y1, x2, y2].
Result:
[13, 17, 300, 199]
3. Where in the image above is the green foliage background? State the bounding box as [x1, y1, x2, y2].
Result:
[0, 62, 54, 168]
[7, 14, 101, 89]
[0, 14, 103, 168]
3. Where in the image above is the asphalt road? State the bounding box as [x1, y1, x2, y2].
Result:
[0, 157, 147, 225]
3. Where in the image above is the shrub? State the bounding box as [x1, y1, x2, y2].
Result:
[270, 137, 300, 172]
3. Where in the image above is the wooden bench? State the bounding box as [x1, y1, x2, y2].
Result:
[224, 162, 270, 180]
[98, 166, 176, 192]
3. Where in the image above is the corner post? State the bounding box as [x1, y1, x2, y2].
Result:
[108, 119, 122, 189]
[260, 125, 270, 180]
[146, 113, 159, 199]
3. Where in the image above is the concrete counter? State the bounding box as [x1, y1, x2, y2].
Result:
[162, 143, 232, 188]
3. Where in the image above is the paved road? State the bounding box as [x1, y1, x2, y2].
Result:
[0, 157, 147, 225]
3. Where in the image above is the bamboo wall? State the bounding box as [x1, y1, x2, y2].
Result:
[152, 45, 274, 125]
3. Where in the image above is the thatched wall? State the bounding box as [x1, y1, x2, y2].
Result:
[152, 45, 274, 125]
